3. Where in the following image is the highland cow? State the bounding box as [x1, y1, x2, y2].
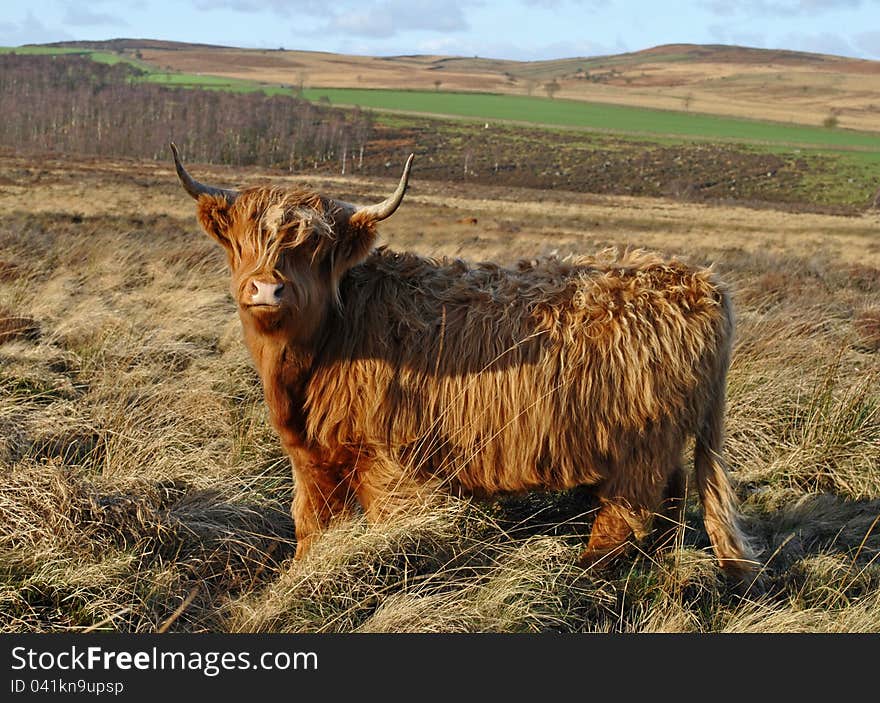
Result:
[171, 144, 756, 582]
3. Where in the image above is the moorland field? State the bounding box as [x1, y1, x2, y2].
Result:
[24, 40, 880, 132]
[0, 42, 879, 632]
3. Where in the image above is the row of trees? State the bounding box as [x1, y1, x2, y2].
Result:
[0, 54, 373, 171]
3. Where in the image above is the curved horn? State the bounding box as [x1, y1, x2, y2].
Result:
[169, 142, 238, 203]
[354, 153, 414, 221]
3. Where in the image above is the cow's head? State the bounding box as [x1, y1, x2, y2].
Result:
[171, 143, 413, 340]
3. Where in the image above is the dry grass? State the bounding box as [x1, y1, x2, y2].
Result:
[854, 308, 880, 353]
[1, 155, 878, 632]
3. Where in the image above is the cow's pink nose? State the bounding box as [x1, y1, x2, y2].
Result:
[250, 280, 284, 305]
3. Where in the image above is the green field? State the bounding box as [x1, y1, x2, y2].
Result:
[303, 87, 880, 153]
[1, 45, 276, 93]
[0, 45, 139, 66]
[142, 71, 274, 92]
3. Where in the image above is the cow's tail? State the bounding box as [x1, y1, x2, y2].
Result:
[694, 292, 759, 588]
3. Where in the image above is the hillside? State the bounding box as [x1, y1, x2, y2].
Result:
[44, 39, 880, 132]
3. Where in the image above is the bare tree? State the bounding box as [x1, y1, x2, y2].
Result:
[0, 54, 373, 174]
[544, 79, 561, 99]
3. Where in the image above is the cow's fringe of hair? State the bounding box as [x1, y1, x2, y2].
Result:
[231, 187, 336, 261]
[222, 186, 376, 308]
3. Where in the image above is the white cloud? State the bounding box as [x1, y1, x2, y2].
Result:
[192, 0, 326, 13]
[327, 0, 471, 38]
[854, 30, 880, 58]
[708, 22, 861, 58]
[707, 23, 766, 49]
[0, 11, 74, 46]
[779, 31, 858, 56]
[62, 7, 129, 27]
[704, 0, 865, 16]
[412, 35, 621, 60]
[521, 0, 609, 8]
[794, 0, 863, 9]
[192, 0, 478, 39]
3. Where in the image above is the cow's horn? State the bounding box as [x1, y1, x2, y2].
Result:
[355, 153, 414, 221]
[170, 142, 238, 203]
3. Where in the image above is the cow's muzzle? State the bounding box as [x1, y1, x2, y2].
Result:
[248, 280, 284, 307]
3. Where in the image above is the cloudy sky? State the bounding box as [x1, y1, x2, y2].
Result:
[2, 0, 879, 61]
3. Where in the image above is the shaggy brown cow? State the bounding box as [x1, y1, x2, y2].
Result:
[171, 144, 756, 583]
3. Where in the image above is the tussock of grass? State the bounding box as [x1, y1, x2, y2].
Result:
[357, 536, 606, 633]
[227, 499, 615, 633]
[731, 359, 880, 502]
[1, 193, 879, 632]
[0, 460, 294, 632]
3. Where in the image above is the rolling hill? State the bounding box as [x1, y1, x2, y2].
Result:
[38, 39, 880, 133]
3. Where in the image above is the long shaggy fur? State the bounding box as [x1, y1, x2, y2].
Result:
[313, 249, 721, 482]
[185, 180, 757, 584]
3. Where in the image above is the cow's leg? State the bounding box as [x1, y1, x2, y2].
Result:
[653, 465, 687, 554]
[354, 454, 437, 523]
[578, 498, 642, 567]
[289, 450, 357, 559]
[578, 449, 680, 568]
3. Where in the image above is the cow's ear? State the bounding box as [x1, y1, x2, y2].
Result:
[196, 195, 235, 250]
[328, 214, 378, 293]
[170, 143, 238, 248]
